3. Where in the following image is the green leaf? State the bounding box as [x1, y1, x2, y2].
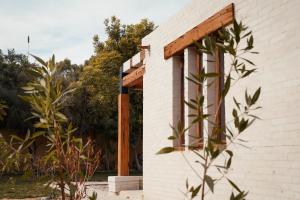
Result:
[245, 90, 251, 106]
[168, 135, 177, 140]
[156, 147, 175, 155]
[210, 147, 220, 159]
[214, 165, 228, 169]
[230, 192, 235, 200]
[10, 135, 23, 142]
[233, 20, 240, 43]
[189, 186, 194, 193]
[32, 131, 45, 139]
[186, 178, 189, 189]
[242, 69, 256, 78]
[241, 31, 252, 39]
[238, 119, 249, 133]
[192, 150, 205, 161]
[22, 86, 35, 91]
[204, 72, 219, 77]
[225, 150, 233, 157]
[187, 77, 202, 86]
[222, 75, 231, 98]
[204, 175, 214, 193]
[251, 87, 261, 105]
[55, 112, 67, 121]
[227, 178, 242, 192]
[226, 127, 234, 137]
[248, 35, 253, 47]
[235, 191, 248, 200]
[191, 184, 201, 198]
[241, 57, 255, 66]
[232, 109, 238, 118]
[30, 54, 47, 66]
[185, 100, 197, 110]
[233, 97, 240, 110]
[226, 156, 232, 168]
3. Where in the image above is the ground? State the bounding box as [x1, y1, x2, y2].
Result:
[0, 174, 57, 199]
[0, 171, 142, 199]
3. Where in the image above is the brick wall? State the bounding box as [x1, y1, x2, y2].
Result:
[141, 0, 300, 199]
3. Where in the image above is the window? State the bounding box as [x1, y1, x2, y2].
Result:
[172, 40, 226, 151]
[167, 3, 234, 150]
[172, 47, 204, 150]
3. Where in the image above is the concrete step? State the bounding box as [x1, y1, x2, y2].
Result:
[119, 190, 143, 200]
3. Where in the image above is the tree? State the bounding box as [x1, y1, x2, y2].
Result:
[17, 55, 100, 200]
[0, 49, 33, 132]
[66, 16, 154, 170]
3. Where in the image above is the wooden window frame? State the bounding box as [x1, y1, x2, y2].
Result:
[168, 3, 235, 150]
[195, 50, 204, 149]
[179, 55, 185, 148]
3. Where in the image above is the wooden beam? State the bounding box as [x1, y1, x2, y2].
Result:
[123, 66, 145, 87]
[133, 81, 143, 90]
[164, 3, 234, 59]
[118, 94, 129, 176]
[123, 50, 146, 73]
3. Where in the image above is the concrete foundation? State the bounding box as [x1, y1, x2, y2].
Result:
[108, 176, 143, 193]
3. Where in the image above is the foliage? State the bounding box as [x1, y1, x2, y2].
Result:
[66, 16, 154, 170]
[3, 55, 100, 200]
[0, 16, 154, 179]
[0, 131, 34, 173]
[157, 20, 261, 200]
[0, 100, 7, 121]
[0, 99, 32, 173]
[0, 49, 33, 132]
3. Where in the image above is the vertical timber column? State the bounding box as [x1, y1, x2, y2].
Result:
[214, 46, 225, 143]
[172, 56, 185, 148]
[184, 47, 202, 149]
[118, 69, 129, 176]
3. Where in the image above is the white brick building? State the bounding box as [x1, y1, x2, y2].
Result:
[115, 0, 300, 199]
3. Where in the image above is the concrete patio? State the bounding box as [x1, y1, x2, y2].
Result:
[85, 182, 143, 200]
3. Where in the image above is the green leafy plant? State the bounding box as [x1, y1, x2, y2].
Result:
[0, 100, 32, 173]
[2, 55, 101, 200]
[157, 20, 261, 200]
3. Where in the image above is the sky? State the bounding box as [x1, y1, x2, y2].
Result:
[0, 0, 191, 64]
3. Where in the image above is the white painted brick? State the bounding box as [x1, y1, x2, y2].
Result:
[140, 0, 300, 199]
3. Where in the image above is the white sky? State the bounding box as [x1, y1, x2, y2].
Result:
[0, 0, 191, 64]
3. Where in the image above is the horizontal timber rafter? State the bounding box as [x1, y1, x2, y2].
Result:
[164, 3, 235, 59]
[123, 65, 145, 88]
[123, 49, 146, 73]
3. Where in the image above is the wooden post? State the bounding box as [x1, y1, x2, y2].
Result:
[118, 93, 129, 176]
[214, 46, 226, 144]
[195, 51, 203, 147]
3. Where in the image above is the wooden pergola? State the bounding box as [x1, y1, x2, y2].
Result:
[118, 49, 146, 176]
